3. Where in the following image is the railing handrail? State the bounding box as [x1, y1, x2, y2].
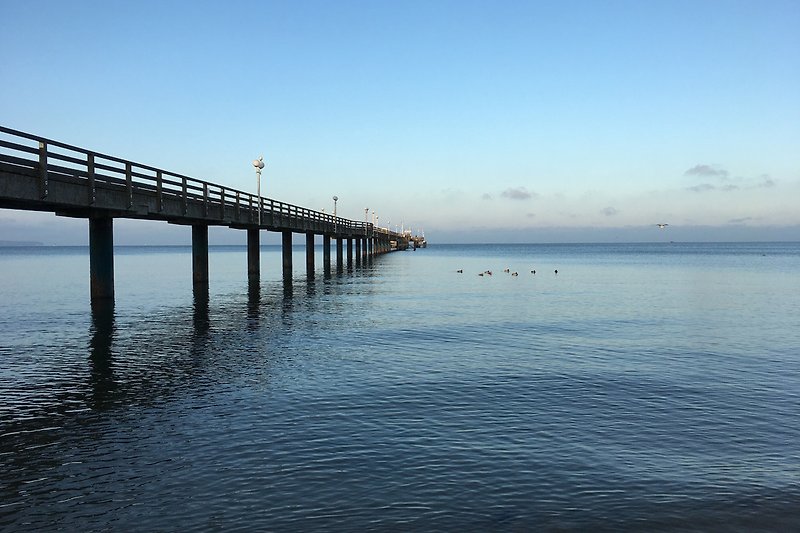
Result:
[0, 125, 407, 236]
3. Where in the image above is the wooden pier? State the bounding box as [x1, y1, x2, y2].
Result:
[0, 126, 418, 301]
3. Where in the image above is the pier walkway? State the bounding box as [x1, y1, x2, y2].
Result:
[0, 126, 416, 302]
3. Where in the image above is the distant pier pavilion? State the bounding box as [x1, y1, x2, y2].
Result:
[0, 126, 423, 302]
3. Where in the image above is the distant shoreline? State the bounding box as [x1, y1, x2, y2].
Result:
[0, 240, 44, 247]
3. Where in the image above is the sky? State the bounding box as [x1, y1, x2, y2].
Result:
[1, 0, 799, 244]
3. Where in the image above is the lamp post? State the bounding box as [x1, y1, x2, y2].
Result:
[364, 207, 369, 233]
[253, 156, 265, 225]
[332, 196, 338, 233]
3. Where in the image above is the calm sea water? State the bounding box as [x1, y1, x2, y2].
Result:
[1, 242, 799, 531]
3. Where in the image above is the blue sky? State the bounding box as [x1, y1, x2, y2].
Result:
[1, 0, 798, 244]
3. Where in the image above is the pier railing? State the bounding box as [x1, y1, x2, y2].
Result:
[0, 126, 378, 237]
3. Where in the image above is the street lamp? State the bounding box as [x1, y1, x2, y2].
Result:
[253, 156, 265, 225]
[332, 195, 338, 232]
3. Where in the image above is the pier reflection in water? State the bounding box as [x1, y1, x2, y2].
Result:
[88, 299, 116, 411]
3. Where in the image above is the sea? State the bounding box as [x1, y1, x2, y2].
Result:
[1, 242, 799, 531]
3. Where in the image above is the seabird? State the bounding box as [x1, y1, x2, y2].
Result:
[456, 269, 463, 273]
[503, 268, 510, 273]
[656, 223, 669, 229]
[511, 272, 519, 276]
[554, 269, 558, 275]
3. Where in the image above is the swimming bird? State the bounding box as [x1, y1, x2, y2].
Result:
[511, 272, 519, 276]
[456, 269, 463, 273]
[656, 223, 669, 229]
[554, 269, 558, 275]
[531, 270, 536, 275]
[486, 270, 493, 276]
[503, 268, 510, 273]
[478, 272, 484, 276]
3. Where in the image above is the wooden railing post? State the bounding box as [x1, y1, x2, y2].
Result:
[156, 170, 163, 212]
[38, 141, 48, 198]
[87, 153, 96, 205]
[269, 199, 275, 225]
[182, 176, 188, 214]
[125, 162, 133, 208]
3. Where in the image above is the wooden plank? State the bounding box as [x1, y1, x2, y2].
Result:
[0, 139, 38, 154]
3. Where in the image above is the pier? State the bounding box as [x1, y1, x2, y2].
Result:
[0, 126, 418, 302]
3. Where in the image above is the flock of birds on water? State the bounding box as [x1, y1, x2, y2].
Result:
[456, 222, 669, 276]
[453, 223, 669, 278]
[456, 268, 558, 276]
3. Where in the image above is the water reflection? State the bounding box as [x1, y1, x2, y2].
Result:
[192, 284, 210, 338]
[282, 276, 293, 302]
[305, 276, 316, 298]
[247, 279, 260, 330]
[88, 299, 116, 410]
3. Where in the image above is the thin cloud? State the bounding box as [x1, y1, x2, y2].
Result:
[728, 217, 753, 224]
[687, 183, 716, 192]
[481, 193, 492, 200]
[757, 175, 776, 188]
[501, 187, 535, 200]
[685, 164, 729, 179]
[686, 183, 738, 193]
[601, 206, 618, 216]
[526, 212, 536, 218]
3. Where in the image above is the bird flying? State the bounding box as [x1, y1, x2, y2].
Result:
[656, 223, 669, 229]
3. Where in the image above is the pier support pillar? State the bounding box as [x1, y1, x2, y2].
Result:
[355, 238, 361, 265]
[89, 217, 115, 301]
[247, 228, 260, 282]
[282, 230, 293, 279]
[323, 234, 331, 271]
[336, 237, 343, 271]
[192, 224, 209, 285]
[347, 238, 353, 266]
[305, 232, 315, 275]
